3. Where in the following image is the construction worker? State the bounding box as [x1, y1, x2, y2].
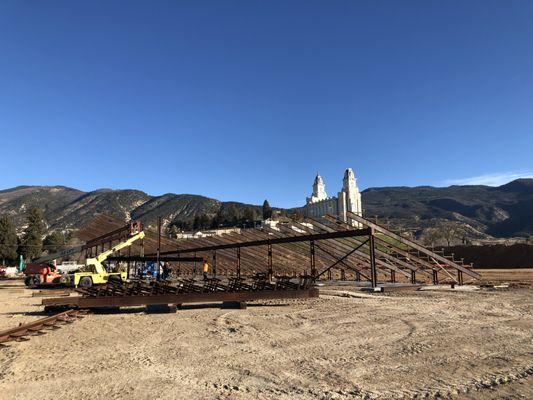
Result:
[203, 260, 209, 281]
[161, 262, 171, 280]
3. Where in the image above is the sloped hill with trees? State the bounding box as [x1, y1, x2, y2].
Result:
[0, 179, 532, 244]
[361, 179, 533, 240]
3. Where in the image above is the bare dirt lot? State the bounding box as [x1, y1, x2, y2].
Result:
[474, 268, 533, 285]
[0, 277, 531, 400]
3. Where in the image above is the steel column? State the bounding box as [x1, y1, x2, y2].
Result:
[267, 244, 273, 279]
[310, 241, 316, 278]
[368, 231, 378, 287]
[237, 247, 241, 277]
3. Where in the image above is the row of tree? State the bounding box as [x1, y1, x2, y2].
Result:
[0, 200, 279, 262]
[0, 208, 69, 264]
[421, 220, 468, 247]
[166, 199, 276, 235]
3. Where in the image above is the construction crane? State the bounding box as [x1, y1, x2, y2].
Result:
[62, 230, 146, 288]
[33, 245, 85, 264]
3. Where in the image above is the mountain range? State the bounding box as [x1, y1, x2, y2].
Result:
[1, 179, 532, 239]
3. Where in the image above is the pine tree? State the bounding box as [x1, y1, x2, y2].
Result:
[244, 208, 255, 223]
[192, 216, 200, 230]
[0, 216, 18, 263]
[20, 208, 45, 260]
[168, 225, 179, 238]
[43, 231, 67, 253]
[262, 200, 272, 220]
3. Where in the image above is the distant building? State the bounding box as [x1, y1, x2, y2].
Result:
[304, 168, 362, 226]
[176, 227, 241, 239]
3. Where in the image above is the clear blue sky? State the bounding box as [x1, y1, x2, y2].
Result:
[1, 1, 532, 207]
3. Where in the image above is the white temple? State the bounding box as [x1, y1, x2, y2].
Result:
[304, 168, 362, 226]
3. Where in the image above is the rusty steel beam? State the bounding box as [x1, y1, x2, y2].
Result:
[315, 239, 369, 279]
[150, 228, 372, 256]
[43, 288, 320, 309]
[0, 309, 87, 344]
[284, 221, 375, 279]
[275, 222, 371, 279]
[346, 211, 481, 279]
[323, 215, 439, 272]
[304, 218, 409, 278]
[108, 256, 203, 262]
[320, 216, 433, 278]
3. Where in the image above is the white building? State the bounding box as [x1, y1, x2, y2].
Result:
[304, 168, 362, 226]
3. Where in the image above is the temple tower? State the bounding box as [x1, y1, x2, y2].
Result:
[307, 173, 328, 203]
[304, 168, 363, 226]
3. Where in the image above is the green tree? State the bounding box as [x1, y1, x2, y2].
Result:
[436, 220, 467, 247]
[43, 231, 67, 253]
[0, 216, 18, 263]
[167, 225, 179, 238]
[192, 214, 211, 230]
[20, 208, 45, 260]
[244, 208, 255, 222]
[262, 199, 272, 220]
[422, 227, 441, 248]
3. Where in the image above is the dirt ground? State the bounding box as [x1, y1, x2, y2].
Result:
[0, 273, 531, 400]
[474, 268, 533, 285]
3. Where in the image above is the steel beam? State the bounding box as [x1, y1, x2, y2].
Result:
[150, 228, 372, 256]
[43, 288, 320, 308]
[346, 211, 481, 279]
[108, 256, 203, 262]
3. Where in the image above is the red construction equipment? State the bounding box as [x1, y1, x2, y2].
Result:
[24, 263, 63, 287]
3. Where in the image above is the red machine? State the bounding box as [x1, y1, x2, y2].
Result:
[24, 263, 63, 287]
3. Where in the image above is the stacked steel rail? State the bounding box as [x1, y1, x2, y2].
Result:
[75, 274, 313, 297]
[42, 275, 318, 310]
[0, 309, 87, 345]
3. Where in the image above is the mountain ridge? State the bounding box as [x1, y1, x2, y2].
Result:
[1, 179, 532, 239]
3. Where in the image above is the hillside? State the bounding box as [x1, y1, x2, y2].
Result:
[1, 179, 532, 238]
[360, 179, 533, 238]
[0, 186, 262, 233]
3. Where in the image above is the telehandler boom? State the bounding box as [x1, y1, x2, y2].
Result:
[65, 230, 145, 288]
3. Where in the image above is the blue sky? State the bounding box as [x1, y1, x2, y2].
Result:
[0, 1, 532, 207]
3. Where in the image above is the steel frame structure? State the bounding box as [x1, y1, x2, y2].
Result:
[140, 213, 479, 286]
[67, 213, 479, 288]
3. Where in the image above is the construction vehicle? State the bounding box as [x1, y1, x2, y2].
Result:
[23, 242, 86, 287]
[56, 260, 84, 274]
[24, 262, 63, 287]
[33, 245, 84, 264]
[61, 229, 145, 288]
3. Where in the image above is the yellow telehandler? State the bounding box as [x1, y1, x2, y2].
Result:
[62, 229, 145, 288]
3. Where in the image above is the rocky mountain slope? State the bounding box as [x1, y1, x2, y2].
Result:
[0, 185, 261, 233]
[361, 179, 533, 238]
[1, 179, 532, 238]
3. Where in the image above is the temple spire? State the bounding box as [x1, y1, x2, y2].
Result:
[309, 173, 328, 203]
